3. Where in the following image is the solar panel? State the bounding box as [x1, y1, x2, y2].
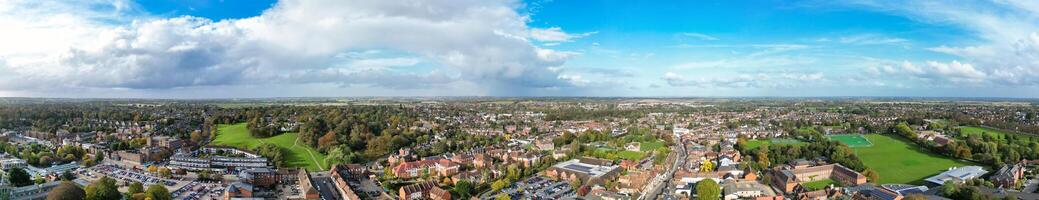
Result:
[564, 164, 593, 173]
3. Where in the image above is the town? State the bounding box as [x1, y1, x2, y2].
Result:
[0, 98, 1037, 200]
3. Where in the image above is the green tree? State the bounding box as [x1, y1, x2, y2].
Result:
[158, 168, 172, 178]
[9, 167, 33, 187]
[46, 181, 86, 200]
[696, 179, 721, 200]
[862, 168, 880, 183]
[496, 194, 511, 200]
[145, 184, 172, 200]
[453, 180, 474, 199]
[491, 179, 510, 192]
[85, 176, 121, 200]
[940, 180, 960, 197]
[127, 182, 144, 195]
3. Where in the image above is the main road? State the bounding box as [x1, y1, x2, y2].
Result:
[639, 139, 686, 200]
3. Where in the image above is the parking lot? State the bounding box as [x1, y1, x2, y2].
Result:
[90, 164, 179, 187]
[172, 181, 224, 200]
[483, 176, 575, 200]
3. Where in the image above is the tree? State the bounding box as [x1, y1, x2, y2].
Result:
[60, 170, 76, 181]
[862, 168, 880, 183]
[491, 179, 510, 192]
[453, 180, 474, 199]
[700, 160, 715, 172]
[46, 181, 86, 200]
[128, 182, 144, 195]
[904, 194, 927, 200]
[9, 167, 33, 187]
[496, 194, 512, 200]
[940, 180, 960, 197]
[85, 176, 121, 200]
[145, 184, 172, 200]
[696, 179, 721, 200]
[158, 168, 172, 178]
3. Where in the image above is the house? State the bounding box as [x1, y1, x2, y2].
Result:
[626, 142, 641, 152]
[298, 169, 320, 200]
[399, 181, 451, 200]
[722, 181, 781, 200]
[238, 168, 278, 188]
[991, 163, 1025, 188]
[617, 170, 654, 193]
[224, 182, 255, 200]
[330, 164, 363, 200]
[393, 159, 461, 179]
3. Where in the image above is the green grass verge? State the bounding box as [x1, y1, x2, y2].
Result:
[854, 134, 972, 184]
[211, 123, 329, 171]
[827, 134, 872, 148]
[801, 179, 837, 190]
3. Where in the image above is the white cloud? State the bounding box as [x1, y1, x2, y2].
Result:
[663, 71, 825, 88]
[680, 32, 719, 41]
[0, 0, 587, 95]
[845, 0, 1039, 87]
[835, 34, 909, 45]
[529, 27, 597, 42]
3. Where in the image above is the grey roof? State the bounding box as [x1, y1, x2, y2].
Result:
[924, 166, 988, 185]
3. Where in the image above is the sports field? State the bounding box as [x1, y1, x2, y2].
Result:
[827, 134, 872, 148]
[853, 134, 972, 184]
[211, 123, 329, 171]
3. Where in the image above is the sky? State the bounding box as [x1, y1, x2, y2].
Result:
[1, 0, 1038, 98]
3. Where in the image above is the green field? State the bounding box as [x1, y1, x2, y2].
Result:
[640, 141, 666, 152]
[211, 123, 329, 171]
[827, 134, 873, 148]
[854, 134, 972, 184]
[618, 151, 646, 160]
[745, 138, 805, 150]
[801, 179, 838, 190]
[593, 147, 646, 160]
[957, 126, 1035, 140]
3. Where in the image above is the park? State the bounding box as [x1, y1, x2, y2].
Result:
[210, 123, 329, 171]
[851, 134, 973, 184]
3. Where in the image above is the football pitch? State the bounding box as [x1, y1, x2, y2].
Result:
[827, 134, 873, 148]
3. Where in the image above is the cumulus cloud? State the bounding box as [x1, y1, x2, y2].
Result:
[845, 0, 1039, 87]
[0, 0, 587, 94]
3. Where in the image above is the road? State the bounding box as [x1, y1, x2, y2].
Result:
[639, 140, 686, 200]
[311, 173, 341, 200]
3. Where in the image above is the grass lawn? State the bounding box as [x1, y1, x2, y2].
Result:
[801, 179, 838, 190]
[640, 140, 666, 152]
[211, 123, 329, 171]
[957, 126, 1036, 141]
[854, 134, 973, 184]
[827, 134, 873, 148]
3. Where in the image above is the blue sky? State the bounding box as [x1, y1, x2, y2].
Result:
[0, 0, 1037, 98]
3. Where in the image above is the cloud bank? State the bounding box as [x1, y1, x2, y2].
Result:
[0, 0, 584, 96]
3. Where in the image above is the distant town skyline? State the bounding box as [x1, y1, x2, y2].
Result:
[1, 0, 1038, 98]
